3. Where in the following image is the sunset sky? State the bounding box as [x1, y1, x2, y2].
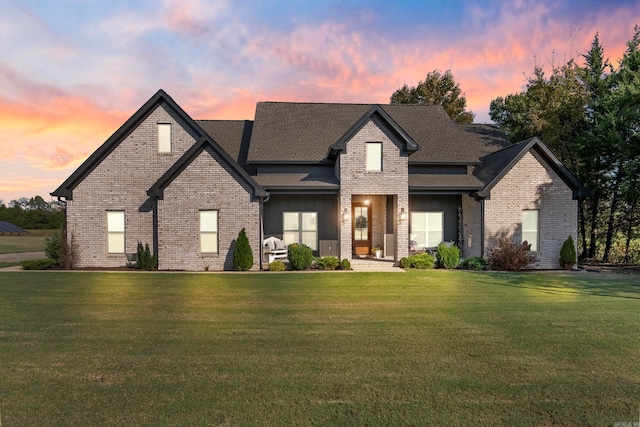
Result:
[1, 0, 638, 204]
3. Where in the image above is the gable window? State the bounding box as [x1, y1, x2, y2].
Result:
[158, 123, 171, 153]
[366, 142, 382, 171]
[410, 211, 443, 248]
[283, 212, 317, 251]
[200, 210, 219, 254]
[522, 210, 539, 251]
[106, 211, 125, 254]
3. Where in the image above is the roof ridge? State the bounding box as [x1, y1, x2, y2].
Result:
[483, 137, 535, 157]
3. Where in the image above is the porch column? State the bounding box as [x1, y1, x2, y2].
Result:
[396, 192, 409, 259]
[339, 191, 352, 260]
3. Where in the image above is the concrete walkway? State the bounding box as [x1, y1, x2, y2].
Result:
[349, 258, 405, 272]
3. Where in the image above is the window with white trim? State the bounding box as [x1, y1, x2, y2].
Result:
[522, 210, 539, 251]
[366, 142, 382, 171]
[410, 211, 443, 248]
[283, 212, 317, 250]
[158, 123, 171, 153]
[106, 211, 125, 254]
[200, 210, 219, 254]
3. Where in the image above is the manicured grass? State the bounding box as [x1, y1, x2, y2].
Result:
[0, 261, 20, 268]
[0, 270, 638, 426]
[0, 232, 52, 254]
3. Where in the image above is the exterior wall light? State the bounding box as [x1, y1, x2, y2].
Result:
[342, 208, 350, 223]
[400, 208, 407, 221]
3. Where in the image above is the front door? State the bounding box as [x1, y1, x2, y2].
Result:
[352, 203, 371, 256]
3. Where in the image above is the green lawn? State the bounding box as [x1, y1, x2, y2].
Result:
[0, 270, 638, 426]
[0, 232, 52, 254]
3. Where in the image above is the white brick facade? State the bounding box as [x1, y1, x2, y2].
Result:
[461, 194, 482, 259]
[57, 93, 582, 271]
[338, 116, 409, 260]
[484, 150, 578, 269]
[157, 146, 261, 271]
[67, 103, 198, 268]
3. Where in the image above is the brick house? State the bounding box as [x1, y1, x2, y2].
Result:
[52, 90, 587, 270]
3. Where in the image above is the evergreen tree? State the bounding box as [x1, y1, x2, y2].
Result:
[233, 228, 253, 271]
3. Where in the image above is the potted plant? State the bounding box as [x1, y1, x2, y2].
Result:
[371, 245, 383, 258]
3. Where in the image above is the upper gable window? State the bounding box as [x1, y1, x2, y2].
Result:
[366, 142, 382, 171]
[158, 123, 171, 153]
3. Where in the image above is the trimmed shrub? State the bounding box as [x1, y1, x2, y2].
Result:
[488, 238, 537, 271]
[436, 243, 460, 269]
[459, 256, 487, 271]
[233, 228, 253, 271]
[339, 258, 351, 270]
[21, 258, 56, 270]
[316, 256, 340, 270]
[408, 253, 435, 269]
[137, 242, 157, 271]
[268, 260, 286, 271]
[559, 236, 577, 270]
[399, 257, 411, 269]
[288, 243, 313, 270]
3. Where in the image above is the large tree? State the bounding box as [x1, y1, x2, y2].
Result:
[390, 70, 475, 123]
[489, 28, 640, 263]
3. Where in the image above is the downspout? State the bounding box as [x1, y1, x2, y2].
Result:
[258, 193, 270, 271]
[480, 198, 485, 258]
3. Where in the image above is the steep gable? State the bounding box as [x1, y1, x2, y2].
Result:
[51, 90, 203, 200]
[475, 137, 588, 199]
[147, 136, 266, 200]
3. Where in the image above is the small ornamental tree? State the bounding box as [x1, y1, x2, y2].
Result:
[137, 242, 157, 270]
[559, 236, 577, 270]
[233, 228, 253, 271]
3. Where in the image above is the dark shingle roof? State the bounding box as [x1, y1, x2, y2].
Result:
[248, 102, 371, 163]
[254, 174, 339, 191]
[474, 137, 588, 199]
[196, 120, 252, 167]
[409, 174, 484, 191]
[247, 102, 498, 164]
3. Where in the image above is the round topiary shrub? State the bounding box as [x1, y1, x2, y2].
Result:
[559, 235, 577, 270]
[233, 228, 253, 271]
[287, 243, 313, 270]
[399, 257, 411, 269]
[268, 260, 286, 271]
[436, 243, 460, 269]
[339, 258, 351, 270]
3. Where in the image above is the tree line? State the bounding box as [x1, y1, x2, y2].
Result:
[489, 27, 640, 263]
[0, 196, 64, 230]
[392, 27, 640, 263]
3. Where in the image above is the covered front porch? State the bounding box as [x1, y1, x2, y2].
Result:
[339, 194, 409, 262]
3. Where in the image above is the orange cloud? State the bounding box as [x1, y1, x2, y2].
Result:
[0, 96, 128, 170]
